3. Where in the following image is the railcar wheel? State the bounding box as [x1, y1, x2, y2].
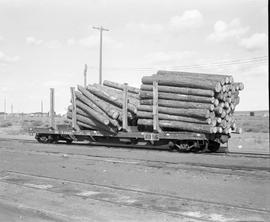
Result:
[36, 134, 50, 143]
[50, 135, 59, 144]
[208, 140, 220, 152]
[66, 139, 73, 144]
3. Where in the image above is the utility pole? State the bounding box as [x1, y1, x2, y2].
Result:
[41, 100, 43, 117]
[4, 97, 6, 120]
[11, 104, 13, 114]
[84, 64, 88, 87]
[92, 26, 109, 85]
[49, 88, 55, 129]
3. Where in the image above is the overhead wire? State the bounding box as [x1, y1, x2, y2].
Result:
[87, 55, 268, 71]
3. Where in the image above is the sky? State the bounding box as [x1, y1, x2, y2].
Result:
[0, 0, 268, 114]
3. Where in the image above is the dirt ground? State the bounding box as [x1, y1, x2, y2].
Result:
[0, 112, 269, 221]
[0, 136, 269, 221]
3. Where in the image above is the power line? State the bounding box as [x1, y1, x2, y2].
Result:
[87, 55, 268, 71]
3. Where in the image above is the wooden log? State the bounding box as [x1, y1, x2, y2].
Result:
[209, 111, 215, 119]
[67, 111, 115, 133]
[232, 96, 240, 106]
[227, 91, 232, 97]
[214, 99, 219, 107]
[215, 92, 227, 101]
[77, 121, 95, 130]
[232, 83, 239, 91]
[67, 116, 95, 130]
[221, 110, 227, 118]
[103, 80, 140, 94]
[75, 100, 110, 126]
[139, 91, 215, 104]
[138, 105, 211, 118]
[217, 127, 223, 133]
[225, 107, 231, 114]
[235, 127, 242, 134]
[233, 82, 244, 91]
[230, 85, 236, 93]
[77, 85, 120, 119]
[232, 91, 240, 97]
[68, 105, 122, 130]
[235, 97, 240, 106]
[137, 111, 212, 125]
[230, 103, 235, 111]
[94, 83, 140, 103]
[216, 117, 222, 124]
[219, 102, 225, 108]
[81, 85, 134, 120]
[67, 111, 97, 129]
[214, 106, 223, 115]
[75, 91, 121, 125]
[68, 105, 88, 118]
[211, 118, 217, 126]
[141, 84, 214, 97]
[142, 75, 222, 92]
[223, 127, 232, 134]
[140, 99, 215, 111]
[87, 85, 137, 114]
[224, 102, 230, 109]
[221, 84, 231, 93]
[137, 119, 217, 134]
[218, 119, 227, 129]
[155, 73, 226, 88]
[156, 70, 233, 85]
[225, 97, 232, 103]
[75, 91, 104, 115]
[74, 93, 120, 130]
[224, 114, 231, 122]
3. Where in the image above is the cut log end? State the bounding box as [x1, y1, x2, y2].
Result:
[215, 83, 222, 93]
[214, 99, 219, 107]
[216, 117, 222, 123]
[235, 127, 242, 134]
[217, 127, 223, 133]
[211, 127, 218, 134]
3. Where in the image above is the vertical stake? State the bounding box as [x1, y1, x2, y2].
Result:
[84, 64, 88, 87]
[70, 87, 79, 130]
[153, 81, 161, 132]
[122, 83, 129, 132]
[49, 88, 55, 129]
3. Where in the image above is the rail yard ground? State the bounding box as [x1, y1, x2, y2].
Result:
[0, 111, 269, 221]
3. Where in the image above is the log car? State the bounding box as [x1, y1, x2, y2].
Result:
[32, 126, 228, 152]
[31, 83, 229, 153]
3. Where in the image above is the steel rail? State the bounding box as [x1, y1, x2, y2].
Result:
[3, 170, 270, 216]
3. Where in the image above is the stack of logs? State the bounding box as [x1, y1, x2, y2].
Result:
[137, 70, 244, 135]
[67, 70, 243, 137]
[67, 80, 139, 133]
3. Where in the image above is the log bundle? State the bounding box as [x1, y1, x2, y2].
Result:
[66, 70, 243, 139]
[138, 70, 244, 135]
[66, 82, 140, 133]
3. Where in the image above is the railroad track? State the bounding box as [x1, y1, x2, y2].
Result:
[200, 151, 270, 159]
[0, 143, 269, 179]
[1, 170, 269, 222]
[0, 137, 269, 159]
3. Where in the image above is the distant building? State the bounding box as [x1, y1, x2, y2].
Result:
[29, 112, 49, 117]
